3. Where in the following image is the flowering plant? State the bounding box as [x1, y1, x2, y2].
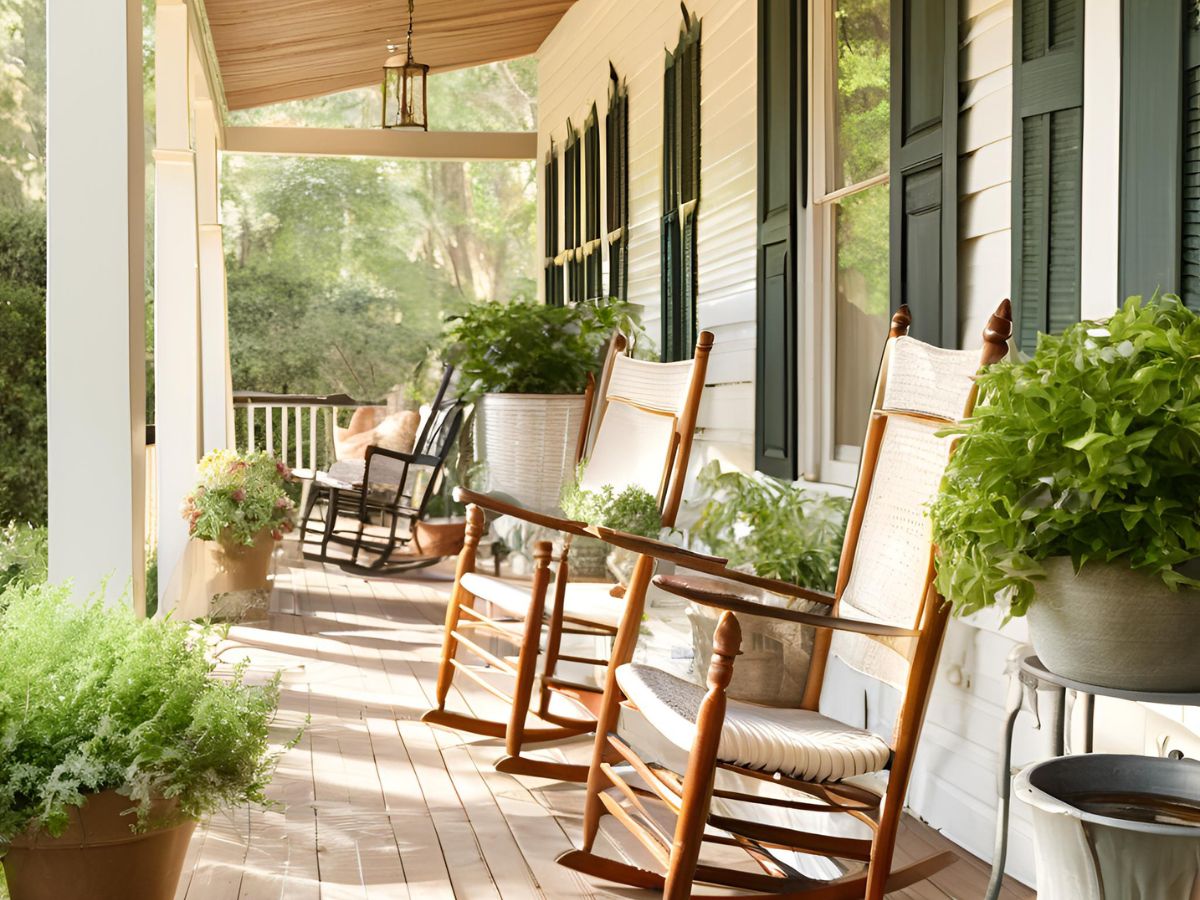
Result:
[182, 450, 296, 546]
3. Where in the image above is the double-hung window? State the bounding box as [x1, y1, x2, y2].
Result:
[808, 0, 891, 483]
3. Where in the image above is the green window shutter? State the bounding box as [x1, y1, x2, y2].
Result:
[1119, 1, 1200, 311]
[544, 146, 563, 307]
[890, 0, 958, 347]
[583, 105, 602, 299]
[606, 66, 629, 300]
[564, 122, 583, 304]
[1012, 0, 1084, 352]
[755, 0, 801, 479]
[661, 8, 701, 362]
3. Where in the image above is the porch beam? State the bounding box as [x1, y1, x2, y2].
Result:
[223, 127, 538, 161]
[46, 0, 146, 608]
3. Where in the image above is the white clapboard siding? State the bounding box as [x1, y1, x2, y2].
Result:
[957, 0, 1013, 347]
[537, 0, 757, 472]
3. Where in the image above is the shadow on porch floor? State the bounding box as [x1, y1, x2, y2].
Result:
[175, 540, 1035, 899]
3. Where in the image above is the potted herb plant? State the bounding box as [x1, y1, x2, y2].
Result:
[0, 581, 289, 900]
[442, 298, 638, 512]
[181, 449, 296, 596]
[931, 296, 1200, 691]
[686, 461, 850, 706]
[559, 477, 663, 579]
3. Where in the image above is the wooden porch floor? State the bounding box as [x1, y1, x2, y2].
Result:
[176, 542, 1035, 899]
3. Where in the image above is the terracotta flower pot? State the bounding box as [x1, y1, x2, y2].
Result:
[2, 790, 196, 900]
[206, 528, 276, 594]
[413, 517, 467, 558]
[1028, 557, 1200, 691]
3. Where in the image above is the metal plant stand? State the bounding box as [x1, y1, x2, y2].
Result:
[985, 649, 1200, 900]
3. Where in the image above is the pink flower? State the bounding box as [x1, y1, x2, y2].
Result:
[281, 519, 294, 533]
[275, 496, 291, 509]
[276, 461, 290, 478]
[231, 489, 246, 503]
[271, 529, 283, 541]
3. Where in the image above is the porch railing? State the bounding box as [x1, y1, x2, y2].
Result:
[232, 391, 378, 474]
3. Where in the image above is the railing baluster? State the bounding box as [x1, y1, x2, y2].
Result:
[265, 405, 274, 457]
[247, 404, 256, 451]
[281, 404, 289, 464]
[309, 407, 318, 473]
[294, 407, 303, 470]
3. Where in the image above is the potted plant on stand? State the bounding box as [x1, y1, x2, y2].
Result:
[0, 582, 291, 900]
[931, 295, 1200, 691]
[182, 449, 295, 618]
[442, 298, 638, 513]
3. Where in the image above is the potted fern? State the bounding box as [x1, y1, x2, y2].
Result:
[931, 296, 1200, 691]
[181, 449, 296, 597]
[442, 298, 638, 513]
[0, 582, 289, 900]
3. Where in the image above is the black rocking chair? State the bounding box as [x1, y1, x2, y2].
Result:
[303, 365, 465, 573]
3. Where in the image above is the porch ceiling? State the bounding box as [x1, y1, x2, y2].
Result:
[201, 0, 576, 111]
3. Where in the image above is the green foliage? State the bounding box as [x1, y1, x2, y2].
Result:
[0, 205, 46, 525]
[0, 522, 46, 592]
[931, 296, 1200, 619]
[442, 298, 641, 401]
[183, 450, 296, 546]
[560, 474, 662, 538]
[0, 581, 289, 840]
[689, 461, 850, 593]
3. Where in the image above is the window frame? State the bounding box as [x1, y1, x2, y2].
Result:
[801, 0, 891, 486]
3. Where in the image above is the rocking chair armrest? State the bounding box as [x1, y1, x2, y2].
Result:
[364, 445, 440, 468]
[590, 526, 834, 606]
[453, 486, 593, 538]
[653, 574, 920, 638]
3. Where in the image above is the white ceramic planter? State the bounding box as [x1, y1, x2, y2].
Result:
[1027, 557, 1200, 691]
[478, 393, 587, 513]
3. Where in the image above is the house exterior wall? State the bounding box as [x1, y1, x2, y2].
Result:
[537, 0, 758, 477]
[536, 0, 1200, 889]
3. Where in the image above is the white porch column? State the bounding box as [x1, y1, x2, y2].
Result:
[46, 0, 146, 609]
[194, 85, 233, 452]
[154, 1, 203, 615]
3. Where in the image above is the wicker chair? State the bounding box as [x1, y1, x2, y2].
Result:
[556, 300, 1013, 899]
[422, 331, 714, 781]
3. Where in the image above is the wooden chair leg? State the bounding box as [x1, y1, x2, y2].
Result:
[319, 487, 340, 559]
[662, 611, 741, 900]
[431, 504, 485, 711]
[581, 552, 655, 850]
[505, 541, 554, 757]
[538, 545, 572, 719]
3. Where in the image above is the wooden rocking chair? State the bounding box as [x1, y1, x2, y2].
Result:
[557, 299, 1012, 899]
[422, 331, 714, 781]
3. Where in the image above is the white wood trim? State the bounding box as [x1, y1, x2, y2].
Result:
[1080, 0, 1121, 319]
[224, 127, 538, 161]
[46, 0, 147, 609]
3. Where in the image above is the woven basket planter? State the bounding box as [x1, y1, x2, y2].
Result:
[478, 393, 587, 513]
[1028, 557, 1200, 691]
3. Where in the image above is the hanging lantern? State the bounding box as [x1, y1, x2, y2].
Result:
[381, 0, 429, 131]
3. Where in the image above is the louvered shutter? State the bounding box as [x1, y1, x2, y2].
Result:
[889, 0, 958, 347]
[755, 0, 801, 479]
[606, 67, 629, 300]
[564, 123, 583, 304]
[544, 147, 563, 307]
[1012, 0, 1084, 351]
[583, 105, 602, 299]
[1119, 1, 1200, 311]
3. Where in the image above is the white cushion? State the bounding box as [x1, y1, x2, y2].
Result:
[616, 663, 892, 783]
[460, 572, 626, 628]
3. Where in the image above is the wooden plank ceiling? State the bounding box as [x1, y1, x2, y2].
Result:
[202, 0, 576, 110]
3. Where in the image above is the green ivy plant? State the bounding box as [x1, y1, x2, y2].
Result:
[441, 298, 642, 402]
[183, 449, 296, 547]
[0, 522, 47, 592]
[560, 474, 663, 538]
[931, 295, 1200, 619]
[0, 581, 294, 840]
[689, 461, 850, 594]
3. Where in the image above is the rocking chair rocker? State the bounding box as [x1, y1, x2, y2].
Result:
[556, 299, 1013, 899]
[422, 330, 714, 782]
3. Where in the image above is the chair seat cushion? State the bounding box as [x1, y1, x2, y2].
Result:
[616, 663, 892, 783]
[459, 572, 625, 628]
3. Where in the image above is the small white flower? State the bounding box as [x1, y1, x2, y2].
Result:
[1116, 340, 1135, 358]
[1086, 327, 1110, 338]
